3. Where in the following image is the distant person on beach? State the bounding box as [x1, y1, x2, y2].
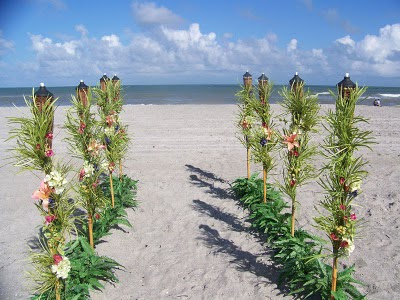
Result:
[373, 99, 381, 107]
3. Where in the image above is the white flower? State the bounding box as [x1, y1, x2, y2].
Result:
[350, 180, 362, 192]
[104, 127, 114, 136]
[51, 256, 71, 279]
[44, 171, 68, 194]
[83, 161, 94, 177]
[343, 239, 355, 257]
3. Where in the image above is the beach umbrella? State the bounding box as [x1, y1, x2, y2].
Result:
[243, 71, 252, 89]
[100, 73, 109, 91]
[337, 73, 356, 99]
[258, 73, 268, 103]
[76, 80, 89, 107]
[289, 72, 304, 95]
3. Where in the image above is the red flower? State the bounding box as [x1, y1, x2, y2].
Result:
[330, 232, 339, 241]
[95, 213, 100, 220]
[45, 150, 54, 157]
[290, 150, 299, 157]
[78, 122, 86, 134]
[344, 185, 350, 192]
[45, 132, 53, 139]
[241, 120, 249, 129]
[92, 180, 99, 188]
[339, 177, 345, 185]
[340, 204, 346, 210]
[340, 240, 349, 248]
[79, 169, 85, 181]
[45, 215, 56, 225]
[36, 144, 41, 150]
[290, 179, 296, 187]
[53, 254, 63, 265]
[350, 213, 356, 220]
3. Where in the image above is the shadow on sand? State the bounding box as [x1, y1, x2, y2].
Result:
[186, 164, 290, 296]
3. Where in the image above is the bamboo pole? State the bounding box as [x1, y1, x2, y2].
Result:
[291, 202, 296, 237]
[55, 280, 61, 300]
[331, 255, 338, 299]
[247, 146, 251, 179]
[109, 172, 115, 208]
[263, 168, 267, 203]
[88, 214, 94, 249]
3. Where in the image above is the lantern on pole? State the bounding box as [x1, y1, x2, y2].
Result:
[112, 74, 120, 86]
[76, 80, 89, 107]
[243, 70, 252, 89]
[258, 73, 268, 103]
[34, 83, 54, 148]
[100, 73, 109, 91]
[289, 72, 304, 96]
[34, 83, 54, 112]
[337, 73, 356, 99]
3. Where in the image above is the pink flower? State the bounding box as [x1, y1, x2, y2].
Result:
[283, 133, 299, 151]
[78, 122, 86, 134]
[340, 240, 349, 248]
[290, 179, 296, 187]
[92, 180, 99, 188]
[350, 213, 356, 220]
[106, 115, 114, 127]
[45, 150, 54, 157]
[32, 180, 53, 210]
[95, 213, 100, 220]
[79, 169, 85, 181]
[339, 177, 345, 185]
[36, 144, 41, 150]
[45, 132, 53, 140]
[340, 204, 346, 210]
[53, 254, 63, 265]
[330, 232, 339, 241]
[45, 215, 56, 225]
[290, 150, 299, 157]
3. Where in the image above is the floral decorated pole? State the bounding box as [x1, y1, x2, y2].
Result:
[100, 73, 109, 91]
[8, 85, 74, 300]
[65, 80, 107, 248]
[93, 77, 129, 208]
[279, 72, 320, 237]
[249, 74, 278, 203]
[236, 71, 254, 179]
[314, 74, 373, 299]
[111, 74, 124, 180]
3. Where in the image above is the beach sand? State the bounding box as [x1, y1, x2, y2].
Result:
[0, 104, 399, 299]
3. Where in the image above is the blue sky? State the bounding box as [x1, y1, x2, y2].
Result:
[0, 0, 399, 87]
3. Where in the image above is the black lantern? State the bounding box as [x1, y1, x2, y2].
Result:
[34, 82, 54, 112]
[112, 74, 120, 85]
[76, 80, 89, 107]
[243, 71, 252, 89]
[337, 73, 356, 99]
[289, 72, 304, 94]
[100, 73, 109, 91]
[258, 73, 268, 103]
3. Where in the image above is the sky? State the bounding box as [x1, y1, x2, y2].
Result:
[0, 0, 399, 87]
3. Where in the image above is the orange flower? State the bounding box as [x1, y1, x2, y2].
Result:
[283, 133, 299, 151]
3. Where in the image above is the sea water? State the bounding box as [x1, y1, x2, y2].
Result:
[0, 85, 399, 107]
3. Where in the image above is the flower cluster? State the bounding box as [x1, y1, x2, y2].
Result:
[51, 254, 71, 279]
[79, 161, 95, 181]
[87, 139, 106, 157]
[44, 171, 68, 194]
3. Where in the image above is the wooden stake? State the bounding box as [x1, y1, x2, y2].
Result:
[88, 214, 94, 249]
[119, 160, 123, 181]
[263, 168, 267, 203]
[291, 202, 296, 237]
[331, 255, 338, 300]
[109, 172, 115, 208]
[55, 279, 61, 300]
[247, 147, 251, 179]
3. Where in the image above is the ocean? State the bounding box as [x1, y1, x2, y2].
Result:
[0, 84, 399, 107]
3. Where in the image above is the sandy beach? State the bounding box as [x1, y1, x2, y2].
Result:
[1, 104, 399, 299]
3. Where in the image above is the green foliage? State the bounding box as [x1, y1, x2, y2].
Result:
[235, 85, 254, 148]
[315, 86, 374, 260]
[7, 91, 56, 174]
[232, 175, 365, 299]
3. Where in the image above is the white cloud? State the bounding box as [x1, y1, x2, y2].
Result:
[132, 2, 183, 27]
[287, 39, 297, 52]
[75, 24, 88, 36]
[0, 32, 14, 56]
[101, 35, 121, 47]
[223, 33, 233, 39]
[334, 23, 400, 76]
